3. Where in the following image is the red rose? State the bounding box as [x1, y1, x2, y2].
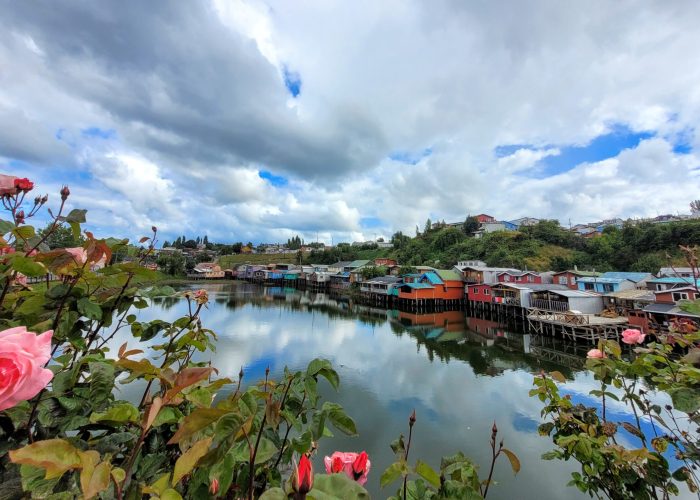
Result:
[14, 178, 33, 192]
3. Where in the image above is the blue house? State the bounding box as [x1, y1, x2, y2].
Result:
[576, 271, 653, 293]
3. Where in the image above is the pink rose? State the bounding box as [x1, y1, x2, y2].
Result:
[587, 349, 606, 359]
[0, 327, 54, 412]
[621, 329, 645, 345]
[65, 247, 88, 265]
[0, 174, 18, 197]
[324, 451, 371, 486]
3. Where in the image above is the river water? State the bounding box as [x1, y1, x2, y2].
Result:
[124, 282, 685, 499]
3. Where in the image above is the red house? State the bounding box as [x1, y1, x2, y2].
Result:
[552, 270, 601, 290]
[466, 283, 493, 303]
[654, 287, 700, 304]
[475, 214, 496, 223]
[496, 271, 543, 284]
[374, 257, 398, 267]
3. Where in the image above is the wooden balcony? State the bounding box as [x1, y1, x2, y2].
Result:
[531, 299, 568, 312]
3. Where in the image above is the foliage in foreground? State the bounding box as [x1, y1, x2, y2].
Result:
[532, 323, 700, 499]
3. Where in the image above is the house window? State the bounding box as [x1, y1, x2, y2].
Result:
[584, 283, 594, 291]
[672, 292, 689, 302]
[504, 275, 510, 282]
[527, 275, 534, 282]
[602, 284, 614, 292]
[656, 284, 664, 291]
[485, 289, 491, 295]
[570, 277, 576, 284]
[558, 276, 567, 285]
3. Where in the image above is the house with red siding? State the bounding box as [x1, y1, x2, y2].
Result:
[466, 283, 493, 303]
[475, 214, 496, 223]
[654, 287, 700, 304]
[552, 270, 601, 290]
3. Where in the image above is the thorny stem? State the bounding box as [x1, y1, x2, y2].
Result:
[138, 302, 203, 408]
[272, 377, 297, 471]
[403, 410, 416, 500]
[249, 412, 268, 500]
[482, 422, 502, 499]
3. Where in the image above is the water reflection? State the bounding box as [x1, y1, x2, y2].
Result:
[136, 282, 647, 499]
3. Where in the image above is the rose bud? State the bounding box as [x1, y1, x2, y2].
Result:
[60, 185, 70, 201]
[293, 455, 313, 495]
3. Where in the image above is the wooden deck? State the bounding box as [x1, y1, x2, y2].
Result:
[526, 308, 628, 343]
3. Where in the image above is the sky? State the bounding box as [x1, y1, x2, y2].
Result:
[1, 0, 700, 245]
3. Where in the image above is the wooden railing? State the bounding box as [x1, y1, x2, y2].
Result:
[531, 299, 568, 312]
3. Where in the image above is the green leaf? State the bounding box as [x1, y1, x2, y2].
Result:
[173, 437, 212, 485]
[0, 219, 14, 235]
[65, 209, 87, 223]
[501, 448, 520, 475]
[90, 403, 140, 425]
[322, 402, 358, 436]
[9, 439, 82, 480]
[89, 361, 115, 407]
[670, 387, 700, 413]
[254, 437, 278, 464]
[78, 298, 102, 320]
[11, 255, 47, 277]
[167, 408, 228, 444]
[153, 406, 183, 427]
[13, 225, 36, 240]
[380, 460, 408, 488]
[415, 460, 441, 488]
[161, 489, 183, 500]
[20, 465, 61, 498]
[310, 473, 370, 499]
[259, 488, 288, 500]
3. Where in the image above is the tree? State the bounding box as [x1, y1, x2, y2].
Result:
[462, 215, 480, 235]
[39, 223, 85, 249]
[424, 218, 432, 233]
[156, 251, 186, 275]
[691, 200, 700, 214]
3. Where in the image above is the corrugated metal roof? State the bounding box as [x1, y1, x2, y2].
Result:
[643, 303, 700, 318]
[649, 277, 700, 285]
[401, 282, 434, 289]
[435, 269, 463, 281]
[554, 270, 600, 277]
[577, 277, 633, 284]
[348, 260, 371, 268]
[547, 289, 601, 298]
[495, 283, 568, 291]
[599, 272, 651, 282]
[604, 289, 655, 300]
[422, 272, 444, 285]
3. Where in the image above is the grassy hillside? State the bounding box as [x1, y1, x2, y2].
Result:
[303, 219, 700, 273]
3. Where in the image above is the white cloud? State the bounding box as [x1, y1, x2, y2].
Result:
[2, 1, 700, 242]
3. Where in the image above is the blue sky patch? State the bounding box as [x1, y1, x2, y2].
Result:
[389, 147, 433, 165]
[495, 124, 656, 177]
[360, 216, 384, 229]
[81, 126, 117, 140]
[259, 170, 288, 187]
[283, 66, 302, 97]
